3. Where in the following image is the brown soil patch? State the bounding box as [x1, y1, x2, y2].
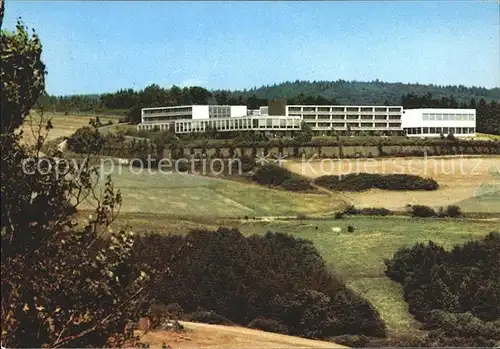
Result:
[139, 321, 345, 348]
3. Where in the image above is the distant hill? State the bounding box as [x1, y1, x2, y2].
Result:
[221, 80, 500, 105]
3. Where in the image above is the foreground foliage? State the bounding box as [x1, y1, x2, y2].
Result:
[132, 229, 387, 339]
[1, 15, 149, 347]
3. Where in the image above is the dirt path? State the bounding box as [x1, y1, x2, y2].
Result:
[140, 321, 345, 348]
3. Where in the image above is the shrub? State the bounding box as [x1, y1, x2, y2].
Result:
[347, 225, 355, 233]
[411, 205, 436, 218]
[343, 206, 392, 216]
[252, 164, 292, 187]
[385, 232, 500, 324]
[234, 154, 256, 173]
[133, 229, 387, 339]
[334, 212, 344, 220]
[315, 173, 439, 192]
[248, 318, 288, 334]
[281, 176, 313, 192]
[445, 205, 462, 218]
[66, 125, 104, 153]
[333, 334, 370, 347]
[184, 310, 234, 325]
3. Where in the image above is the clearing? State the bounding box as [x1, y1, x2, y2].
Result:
[20, 112, 119, 145]
[83, 164, 345, 218]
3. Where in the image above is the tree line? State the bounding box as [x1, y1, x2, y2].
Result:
[35, 82, 499, 135]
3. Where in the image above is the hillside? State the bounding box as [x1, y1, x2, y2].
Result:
[227, 80, 500, 105]
[140, 321, 345, 348]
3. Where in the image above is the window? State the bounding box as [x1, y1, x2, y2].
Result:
[423, 127, 429, 134]
[360, 107, 372, 112]
[423, 114, 429, 121]
[456, 127, 462, 134]
[332, 107, 344, 112]
[318, 107, 330, 112]
[430, 127, 436, 134]
[346, 107, 358, 112]
[360, 123, 373, 128]
[436, 114, 443, 121]
[375, 115, 387, 120]
[470, 127, 475, 133]
[346, 115, 358, 120]
[361, 115, 373, 120]
[430, 114, 436, 120]
[318, 115, 331, 120]
[333, 123, 345, 128]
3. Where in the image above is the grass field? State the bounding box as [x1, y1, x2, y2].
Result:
[235, 216, 499, 334]
[82, 164, 345, 218]
[20, 112, 119, 145]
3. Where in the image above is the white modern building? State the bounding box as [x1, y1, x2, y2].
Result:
[138, 104, 302, 134]
[401, 108, 476, 138]
[141, 105, 248, 124]
[137, 104, 476, 138]
[286, 105, 403, 135]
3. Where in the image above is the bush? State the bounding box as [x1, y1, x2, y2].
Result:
[281, 176, 313, 192]
[184, 310, 234, 325]
[234, 154, 256, 173]
[252, 164, 293, 187]
[248, 318, 288, 334]
[411, 205, 436, 218]
[347, 225, 355, 233]
[445, 205, 462, 218]
[343, 205, 392, 216]
[315, 173, 439, 192]
[333, 334, 370, 347]
[133, 229, 387, 339]
[334, 212, 344, 220]
[66, 126, 104, 153]
[385, 232, 500, 324]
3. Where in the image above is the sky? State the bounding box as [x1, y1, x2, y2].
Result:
[3, 1, 500, 95]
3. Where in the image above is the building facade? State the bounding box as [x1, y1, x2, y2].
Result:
[286, 105, 404, 135]
[401, 108, 476, 137]
[137, 104, 476, 138]
[141, 105, 248, 125]
[137, 115, 302, 133]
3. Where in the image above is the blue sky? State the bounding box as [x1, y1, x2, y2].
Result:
[3, 1, 499, 95]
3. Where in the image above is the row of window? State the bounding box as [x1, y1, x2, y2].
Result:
[172, 118, 302, 133]
[299, 115, 401, 120]
[405, 127, 475, 135]
[311, 122, 401, 128]
[143, 114, 192, 122]
[143, 107, 193, 115]
[422, 113, 475, 121]
[288, 107, 402, 112]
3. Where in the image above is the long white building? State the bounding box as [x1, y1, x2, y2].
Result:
[286, 105, 403, 136]
[401, 108, 476, 137]
[137, 103, 476, 138]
